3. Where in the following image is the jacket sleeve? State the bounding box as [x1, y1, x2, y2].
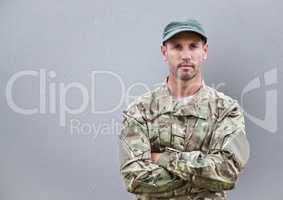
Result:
[119, 104, 186, 194]
[157, 102, 250, 192]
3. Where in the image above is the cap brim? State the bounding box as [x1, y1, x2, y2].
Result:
[162, 28, 207, 43]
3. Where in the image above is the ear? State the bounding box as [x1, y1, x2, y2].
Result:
[160, 44, 168, 62]
[203, 43, 208, 60]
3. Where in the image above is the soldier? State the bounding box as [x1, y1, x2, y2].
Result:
[118, 19, 250, 200]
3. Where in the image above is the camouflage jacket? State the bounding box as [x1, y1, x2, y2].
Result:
[118, 81, 250, 200]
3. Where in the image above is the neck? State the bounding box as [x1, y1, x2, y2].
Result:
[167, 73, 203, 98]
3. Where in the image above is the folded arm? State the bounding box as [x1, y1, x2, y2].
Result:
[157, 103, 250, 192]
[119, 106, 187, 194]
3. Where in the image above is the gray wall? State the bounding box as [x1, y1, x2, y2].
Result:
[0, 0, 282, 199]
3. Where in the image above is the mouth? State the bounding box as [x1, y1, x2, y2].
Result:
[178, 64, 194, 70]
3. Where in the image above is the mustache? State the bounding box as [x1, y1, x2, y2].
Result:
[177, 63, 194, 68]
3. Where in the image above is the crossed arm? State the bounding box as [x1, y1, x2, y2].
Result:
[119, 111, 186, 194]
[119, 103, 250, 194]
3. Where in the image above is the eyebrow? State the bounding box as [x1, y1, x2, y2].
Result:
[169, 40, 202, 45]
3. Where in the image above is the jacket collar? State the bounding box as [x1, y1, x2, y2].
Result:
[156, 78, 210, 119]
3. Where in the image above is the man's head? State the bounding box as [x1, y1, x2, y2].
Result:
[161, 19, 208, 82]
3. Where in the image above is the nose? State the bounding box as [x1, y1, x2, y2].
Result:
[180, 48, 192, 61]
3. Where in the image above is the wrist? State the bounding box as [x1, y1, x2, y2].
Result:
[157, 147, 180, 168]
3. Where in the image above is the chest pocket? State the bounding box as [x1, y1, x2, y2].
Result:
[185, 117, 210, 152]
[148, 114, 186, 152]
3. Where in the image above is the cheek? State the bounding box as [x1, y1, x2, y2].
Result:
[193, 51, 205, 63]
[168, 52, 179, 62]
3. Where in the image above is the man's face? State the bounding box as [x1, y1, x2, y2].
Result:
[161, 32, 208, 81]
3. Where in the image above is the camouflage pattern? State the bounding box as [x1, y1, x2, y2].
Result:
[118, 81, 250, 200]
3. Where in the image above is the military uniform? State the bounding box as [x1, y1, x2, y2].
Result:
[118, 80, 249, 200]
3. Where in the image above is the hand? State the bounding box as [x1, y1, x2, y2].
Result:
[151, 152, 161, 163]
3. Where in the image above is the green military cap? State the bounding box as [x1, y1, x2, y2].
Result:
[162, 19, 207, 44]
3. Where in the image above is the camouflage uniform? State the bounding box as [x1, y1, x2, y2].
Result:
[118, 80, 250, 200]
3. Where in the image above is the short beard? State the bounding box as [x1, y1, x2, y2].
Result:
[174, 65, 198, 81]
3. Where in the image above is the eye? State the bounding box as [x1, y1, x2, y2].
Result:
[190, 43, 198, 49]
[173, 44, 182, 50]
